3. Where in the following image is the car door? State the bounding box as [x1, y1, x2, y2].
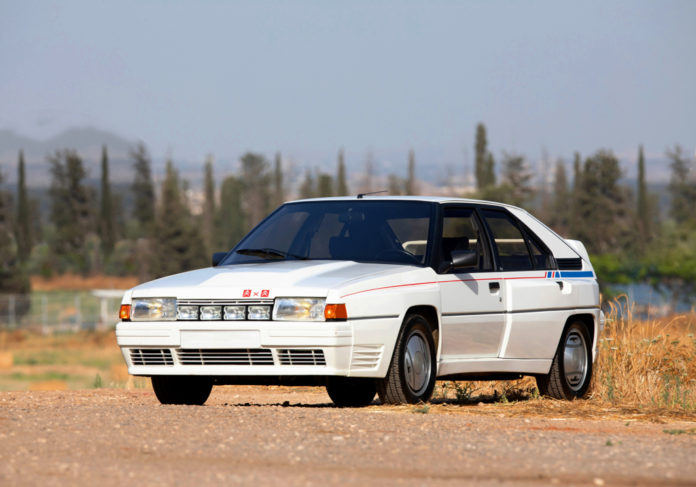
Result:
[478, 208, 567, 360]
[437, 206, 506, 359]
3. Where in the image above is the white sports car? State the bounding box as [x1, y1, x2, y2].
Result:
[116, 197, 603, 406]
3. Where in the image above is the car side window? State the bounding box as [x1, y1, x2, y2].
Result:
[527, 234, 552, 269]
[480, 209, 534, 271]
[440, 208, 491, 271]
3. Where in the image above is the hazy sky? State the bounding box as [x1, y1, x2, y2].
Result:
[1, 0, 694, 175]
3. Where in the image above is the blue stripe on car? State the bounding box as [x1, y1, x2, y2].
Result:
[559, 271, 595, 278]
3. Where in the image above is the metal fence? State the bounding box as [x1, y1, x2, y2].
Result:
[0, 290, 126, 333]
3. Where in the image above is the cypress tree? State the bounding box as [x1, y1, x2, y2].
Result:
[475, 123, 486, 189]
[388, 174, 403, 195]
[569, 152, 583, 237]
[484, 153, 496, 188]
[202, 155, 216, 255]
[361, 152, 374, 194]
[0, 171, 30, 319]
[216, 175, 245, 250]
[316, 173, 334, 197]
[15, 150, 32, 262]
[550, 160, 569, 234]
[336, 149, 349, 196]
[273, 152, 285, 207]
[240, 152, 271, 230]
[667, 145, 696, 225]
[152, 161, 206, 277]
[636, 145, 652, 245]
[299, 169, 315, 199]
[99, 145, 116, 255]
[475, 123, 495, 189]
[48, 150, 94, 272]
[405, 149, 416, 195]
[130, 143, 156, 236]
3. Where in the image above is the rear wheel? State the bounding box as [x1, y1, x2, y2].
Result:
[151, 376, 213, 405]
[536, 320, 592, 400]
[377, 314, 437, 404]
[326, 377, 376, 407]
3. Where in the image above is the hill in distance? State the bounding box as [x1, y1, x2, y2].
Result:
[0, 127, 139, 187]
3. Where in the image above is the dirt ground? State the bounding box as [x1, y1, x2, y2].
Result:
[1, 386, 695, 486]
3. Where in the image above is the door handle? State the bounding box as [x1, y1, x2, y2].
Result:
[556, 281, 564, 290]
[489, 281, 500, 293]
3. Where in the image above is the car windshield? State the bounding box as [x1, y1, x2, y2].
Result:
[221, 200, 435, 266]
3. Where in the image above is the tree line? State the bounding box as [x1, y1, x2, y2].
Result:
[1, 123, 695, 309]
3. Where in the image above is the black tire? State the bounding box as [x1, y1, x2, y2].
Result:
[151, 376, 213, 405]
[377, 314, 437, 404]
[326, 377, 376, 407]
[536, 320, 593, 400]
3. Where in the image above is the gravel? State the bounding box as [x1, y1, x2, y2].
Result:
[1, 386, 695, 486]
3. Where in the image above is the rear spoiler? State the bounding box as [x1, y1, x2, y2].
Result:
[565, 239, 592, 265]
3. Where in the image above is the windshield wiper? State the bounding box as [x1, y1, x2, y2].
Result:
[235, 248, 308, 260]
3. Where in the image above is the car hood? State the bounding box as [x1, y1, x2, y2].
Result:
[127, 260, 422, 301]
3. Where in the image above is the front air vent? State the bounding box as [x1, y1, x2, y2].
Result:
[556, 257, 583, 270]
[130, 349, 174, 366]
[177, 349, 274, 365]
[278, 349, 326, 366]
[351, 345, 383, 369]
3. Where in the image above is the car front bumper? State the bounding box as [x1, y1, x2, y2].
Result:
[116, 318, 399, 378]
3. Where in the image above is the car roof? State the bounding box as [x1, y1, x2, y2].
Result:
[284, 196, 583, 261]
[285, 195, 522, 210]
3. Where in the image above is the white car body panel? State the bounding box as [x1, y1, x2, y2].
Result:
[116, 196, 601, 381]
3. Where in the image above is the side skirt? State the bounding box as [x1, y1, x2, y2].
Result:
[437, 358, 552, 378]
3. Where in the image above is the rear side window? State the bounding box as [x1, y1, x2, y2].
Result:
[481, 210, 535, 271]
[528, 236, 551, 269]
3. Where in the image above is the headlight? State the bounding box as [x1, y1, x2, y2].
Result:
[177, 305, 199, 320]
[224, 305, 246, 320]
[248, 305, 271, 320]
[200, 306, 222, 321]
[131, 298, 177, 321]
[273, 298, 326, 321]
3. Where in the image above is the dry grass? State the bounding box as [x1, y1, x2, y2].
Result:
[0, 329, 149, 391]
[30, 273, 139, 291]
[592, 297, 696, 410]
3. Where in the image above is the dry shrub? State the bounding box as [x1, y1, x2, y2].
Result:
[592, 297, 696, 410]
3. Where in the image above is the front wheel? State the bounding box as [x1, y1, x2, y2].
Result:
[326, 377, 376, 407]
[536, 320, 593, 400]
[377, 314, 437, 404]
[151, 376, 213, 405]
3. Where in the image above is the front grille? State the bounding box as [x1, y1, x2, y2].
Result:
[177, 348, 274, 365]
[130, 349, 174, 366]
[175, 299, 274, 321]
[177, 299, 274, 306]
[278, 349, 326, 366]
[557, 258, 583, 270]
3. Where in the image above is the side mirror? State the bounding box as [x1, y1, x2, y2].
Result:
[451, 249, 477, 269]
[212, 252, 228, 267]
[439, 249, 477, 273]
